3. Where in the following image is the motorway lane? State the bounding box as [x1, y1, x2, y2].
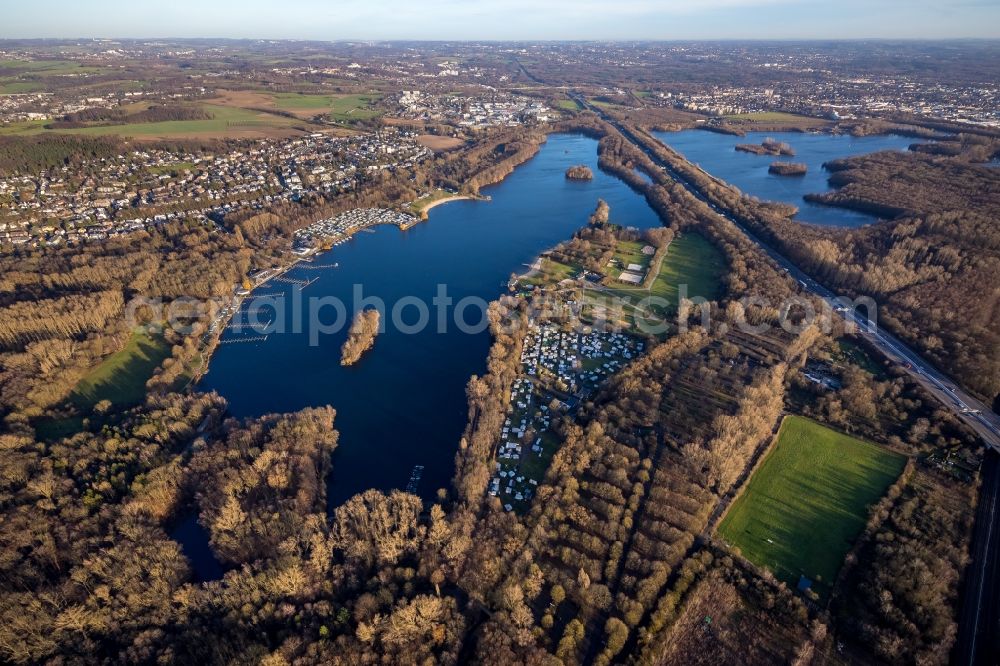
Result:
[955, 450, 1000, 665]
[572, 92, 1000, 450]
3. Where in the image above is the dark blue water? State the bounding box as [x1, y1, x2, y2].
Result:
[200, 134, 662, 508]
[652, 129, 915, 227]
[170, 514, 224, 582]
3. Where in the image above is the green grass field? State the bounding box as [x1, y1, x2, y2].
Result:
[0, 59, 103, 75]
[69, 330, 172, 411]
[33, 330, 171, 441]
[273, 92, 338, 108]
[327, 94, 382, 122]
[0, 81, 46, 94]
[601, 232, 726, 306]
[557, 98, 583, 111]
[718, 416, 905, 597]
[0, 104, 301, 138]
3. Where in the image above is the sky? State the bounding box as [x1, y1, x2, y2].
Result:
[2, 0, 999, 41]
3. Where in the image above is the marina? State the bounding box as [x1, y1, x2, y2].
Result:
[201, 134, 664, 507]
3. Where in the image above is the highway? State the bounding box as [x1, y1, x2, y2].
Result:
[570, 92, 1000, 451]
[955, 450, 1000, 665]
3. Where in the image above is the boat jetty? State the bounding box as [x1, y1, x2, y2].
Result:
[405, 465, 424, 494]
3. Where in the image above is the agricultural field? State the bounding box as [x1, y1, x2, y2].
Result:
[0, 58, 104, 75]
[0, 103, 306, 139]
[717, 415, 906, 597]
[0, 59, 107, 95]
[272, 92, 339, 109]
[0, 81, 46, 94]
[211, 89, 381, 123]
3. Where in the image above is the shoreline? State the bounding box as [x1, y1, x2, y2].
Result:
[190, 127, 567, 387]
[413, 192, 493, 220]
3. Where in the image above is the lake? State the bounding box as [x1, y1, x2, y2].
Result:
[199, 134, 663, 512]
[652, 129, 915, 226]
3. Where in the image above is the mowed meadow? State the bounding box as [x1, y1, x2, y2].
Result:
[717, 415, 906, 597]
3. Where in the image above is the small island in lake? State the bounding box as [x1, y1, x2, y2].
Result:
[769, 161, 808, 176]
[340, 309, 380, 366]
[735, 137, 796, 157]
[565, 165, 594, 180]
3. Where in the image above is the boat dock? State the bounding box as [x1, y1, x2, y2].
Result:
[405, 465, 424, 494]
[298, 263, 338, 270]
[218, 335, 268, 345]
[270, 275, 318, 288]
[224, 322, 271, 331]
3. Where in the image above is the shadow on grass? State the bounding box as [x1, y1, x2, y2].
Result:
[33, 332, 171, 441]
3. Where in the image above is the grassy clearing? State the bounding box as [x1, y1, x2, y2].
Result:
[521, 255, 580, 289]
[69, 330, 172, 411]
[149, 161, 196, 175]
[556, 98, 583, 111]
[717, 415, 905, 597]
[327, 94, 382, 122]
[833, 338, 886, 378]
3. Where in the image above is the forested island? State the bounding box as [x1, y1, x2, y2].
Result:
[340, 309, 380, 366]
[769, 161, 808, 176]
[736, 137, 796, 156]
[565, 164, 594, 180]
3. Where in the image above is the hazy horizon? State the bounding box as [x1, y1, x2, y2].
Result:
[3, 0, 999, 41]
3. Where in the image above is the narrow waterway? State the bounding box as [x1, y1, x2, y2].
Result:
[199, 134, 663, 511]
[652, 129, 915, 226]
